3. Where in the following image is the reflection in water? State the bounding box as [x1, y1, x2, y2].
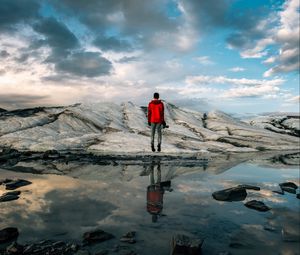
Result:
[146, 159, 172, 222]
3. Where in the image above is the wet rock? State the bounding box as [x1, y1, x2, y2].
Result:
[264, 225, 277, 232]
[297, 193, 300, 199]
[0, 228, 19, 244]
[5, 179, 32, 190]
[279, 182, 298, 189]
[22, 240, 79, 254]
[0, 191, 20, 202]
[120, 231, 136, 244]
[83, 229, 114, 244]
[237, 184, 260, 191]
[212, 187, 247, 202]
[273, 190, 284, 195]
[6, 241, 23, 254]
[171, 234, 203, 255]
[281, 186, 296, 194]
[0, 179, 13, 185]
[244, 200, 271, 212]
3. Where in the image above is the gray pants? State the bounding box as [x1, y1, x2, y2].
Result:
[151, 123, 162, 146]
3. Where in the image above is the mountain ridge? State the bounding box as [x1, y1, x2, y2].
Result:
[0, 102, 298, 154]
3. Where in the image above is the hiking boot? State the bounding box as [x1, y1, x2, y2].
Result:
[157, 144, 161, 152]
[151, 144, 155, 152]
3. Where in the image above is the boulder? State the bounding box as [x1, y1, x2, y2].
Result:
[6, 241, 24, 254]
[5, 179, 32, 190]
[0, 192, 20, 202]
[272, 190, 284, 195]
[297, 193, 300, 199]
[83, 229, 114, 244]
[171, 234, 203, 255]
[279, 182, 298, 189]
[237, 184, 260, 191]
[212, 187, 247, 202]
[244, 200, 271, 212]
[281, 186, 296, 194]
[0, 228, 19, 244]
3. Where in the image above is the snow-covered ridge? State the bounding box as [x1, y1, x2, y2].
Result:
[0, 102, 298, 153]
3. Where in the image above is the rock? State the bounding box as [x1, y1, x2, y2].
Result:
[0, 192, 20, 202]
[244, 200, 271, 212]
[5, 179, 32, 190]
[120, 231, 136, 244]
[171, 234, 203, 255]
[0, 228, 19, 243]
[212, 187, 247, 202]
[6, 241, 23, 254]
[297, 193, 300, 199]
[263, 225, 277, 232]
[0, 179, 13, 185]
[273, 190, 284, 195]
[43, 150, 60, 159]
[22, 240, 79, 254]
[281, 186, 296, 194]
[95, 250, 109, 255]
[237, 184, 260, 191]
[279, 182, 298, 189]
[83, 229, 114, 244]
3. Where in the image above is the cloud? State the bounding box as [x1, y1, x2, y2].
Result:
[33, 17, 79, 58]
[55, 51, 112, 77]
[195, 56, 214, 65]
[0, 93, 49, 109]
[228, 67, 245, 72]
[0, 0, 40, 31]
[94, 35, 133, 52]
[0, 50, 10, 58]
[286, 95, 300, 103]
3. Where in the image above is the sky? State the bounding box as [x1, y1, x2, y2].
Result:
[0, 0, 299, 114]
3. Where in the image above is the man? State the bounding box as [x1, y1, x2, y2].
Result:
[148, 92, 166, 152]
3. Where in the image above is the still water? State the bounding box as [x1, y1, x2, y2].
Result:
[0, 153, 299, 255]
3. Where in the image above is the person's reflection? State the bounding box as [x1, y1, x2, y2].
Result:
[146, 159, 172, 222]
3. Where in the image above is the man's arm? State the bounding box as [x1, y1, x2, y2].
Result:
[161, 102, 165, 124]
[148, 103, 152, 126]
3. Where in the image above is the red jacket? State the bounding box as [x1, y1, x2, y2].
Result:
[148, 99, 165, 123]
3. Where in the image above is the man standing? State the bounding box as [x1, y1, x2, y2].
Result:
[148, 92, 165, 152]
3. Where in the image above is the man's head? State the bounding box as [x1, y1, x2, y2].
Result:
[153, 92, 159, 99]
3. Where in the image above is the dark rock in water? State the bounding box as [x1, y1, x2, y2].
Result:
[0, 191, 20, 202]
[171, 234, 203, 255]
[273, 190, 284, 195]
[212, 187, 247, 202]
[0, 228, 19, 243]
[297, 193, 300, 199]
[281, 186, 296, 194]
[22, 240, 79, 254]
[5, 179, 32, 190]
[244, 200, 271, 212]
[83, 229, 114, 244]
[6, 241, 23, 254]
[120, 231, 136, 244]
[237, 184, 260, 191]
[279, 182, 298, 189]
[0, 179, 13, 185]
[263, 225, 277, 232]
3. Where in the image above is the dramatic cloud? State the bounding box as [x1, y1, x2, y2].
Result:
[55, 52, 112, 77]
[0, 94, 49, 109]
[94, 35, 133, 52]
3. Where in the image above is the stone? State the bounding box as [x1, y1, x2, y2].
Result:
[83, 229, 114, 244]
[279, 182, 298, 190]
[0, 192, 20, 202]
[0, 228, 19, 243]
[120, 231, 136, 244]
[171, 234, 203, 255]
[244, 200, 271, 212]
[6, 241, 23, 254]
[212, 187, 247, 202]
[297, 193, 300, 199]
[0, 179, 13, 185]
[281, 186, 296, 194]
[5, 179, 32, 190]
[237, 184, 260, 191]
